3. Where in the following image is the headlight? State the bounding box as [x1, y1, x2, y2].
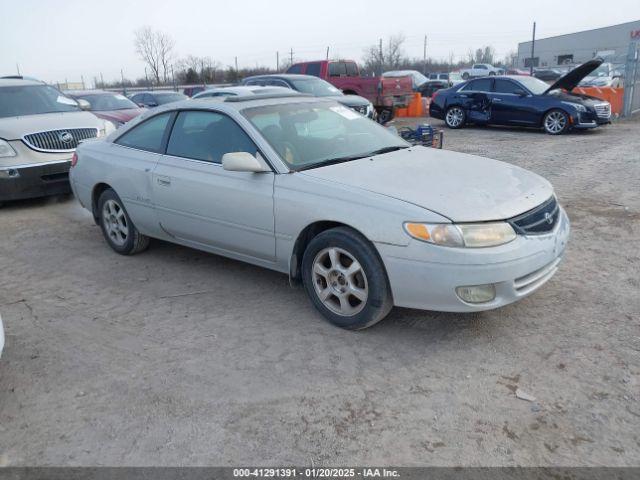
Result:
[98, 120, 118, 138]
[0, 139, 17, 158]
[562, 101, 586, 112]
[404, 222, 516, 248]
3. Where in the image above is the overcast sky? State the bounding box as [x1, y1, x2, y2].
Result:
[1, 0, 638, 84]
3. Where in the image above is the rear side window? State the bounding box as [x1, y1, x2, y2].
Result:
[287, 64, 303, 74]
[493, 79, 522, 94]
[329, 62, 347, 77]
[115, 112, 172, 153]
[345, 62, 358, 77]
[305, 62, 322, 77]
[462, 78, 493, 92]
[166, 111, 257, 164]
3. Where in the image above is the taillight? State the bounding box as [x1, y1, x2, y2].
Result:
[71, 152, 78, 167]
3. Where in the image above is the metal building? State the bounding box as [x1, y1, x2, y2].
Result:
[517, 20, 640, 68]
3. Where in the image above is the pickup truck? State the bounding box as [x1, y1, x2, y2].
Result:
[286, 60, 413, 122]
[459, 64, 501, 80]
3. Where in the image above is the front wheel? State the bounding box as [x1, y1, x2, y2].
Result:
[462, 72, 469, 80]
[543, 109, 569, 135]
[301, 227, 392, 330]
[97, 188, 150, 255]
[445, 106, 466, 129]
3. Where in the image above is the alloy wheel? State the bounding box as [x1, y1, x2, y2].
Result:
[102, 199, 129, 247]
[312, 247, 368, 317]
[545, 111, 567, 134]
[446, 107, 465, 128]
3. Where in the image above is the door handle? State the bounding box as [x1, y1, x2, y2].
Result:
[492, 98, 503, 102]
[156, 176, 171, 187]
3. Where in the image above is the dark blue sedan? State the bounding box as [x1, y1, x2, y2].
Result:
[429, 59, 611, 134]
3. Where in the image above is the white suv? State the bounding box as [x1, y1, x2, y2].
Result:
[0, 78, 112, 203]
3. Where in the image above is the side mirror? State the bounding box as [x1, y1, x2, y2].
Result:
[222, 152, 270, 173]
[514, 89, 528, 97]
[77, 99, 91, 110]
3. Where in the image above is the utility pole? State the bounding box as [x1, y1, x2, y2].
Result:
[121, 69, 126, 95]
[235, 56, 239, 78]
[100, 72, 104, 88]
[530, 21, 536, 75]
[326, 46, 330, 60]
[423, 35, 428, 74]
[16, 63, 21, 75]
[379, 38, 383, 75]
[290, 47, 294, 65]
[276, 51, 279, 72]
[81, 75, 85, 89]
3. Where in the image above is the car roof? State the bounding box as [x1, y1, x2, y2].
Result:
[245, 74, 319, 81]
[0, 78, 45, 87]
[196, 86, 292, 96]
[66, 89, 115, 96]
[131, 90, 183, 96]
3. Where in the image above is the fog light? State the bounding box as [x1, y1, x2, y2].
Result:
[456, 284, 496, 304]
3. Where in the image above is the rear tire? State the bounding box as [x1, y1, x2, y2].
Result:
[462, 72, 469, 80]
[97, 188, 149, 255]
[444, 106, 466, 129]
[301, 227, 392, 330]
[543, 109, 569, 135]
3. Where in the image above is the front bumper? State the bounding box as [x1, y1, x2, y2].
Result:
[0, 160, 72, 202]
[571, 111, 611, 129]
[377, 207, 570, 312]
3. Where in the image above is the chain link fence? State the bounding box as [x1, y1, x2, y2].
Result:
[623, 41, 640, 116]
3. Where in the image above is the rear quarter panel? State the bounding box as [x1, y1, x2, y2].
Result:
[71, 140, 164, 237]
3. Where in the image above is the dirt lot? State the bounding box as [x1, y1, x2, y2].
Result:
[0, 118, 638, 467]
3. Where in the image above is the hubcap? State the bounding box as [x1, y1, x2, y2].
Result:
[545, 111, 566, 133]
[312, 247, 368, 317]
[446, 108, 464, 127]
[102, 199, 129, 247]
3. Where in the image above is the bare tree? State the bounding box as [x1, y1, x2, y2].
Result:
[134, 27, 174, 85]
[363, 34, 407, 74]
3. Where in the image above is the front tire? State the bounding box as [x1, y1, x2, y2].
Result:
[97, 188, 149, 255]
[301, 227, 392, 330]
[445, 106, 466, 129]
[462, 72, 469, 80]
[543, 109, 569, 135]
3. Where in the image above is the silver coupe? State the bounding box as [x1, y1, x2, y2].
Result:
[70, 93, 570, 329]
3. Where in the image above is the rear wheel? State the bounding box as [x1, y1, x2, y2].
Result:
[445, 106, 466, 129]
[462, 72, 469, 80]
[97, 188, 149, 255]
[543, 109, 569, 135]
[301, 227, 392, 330]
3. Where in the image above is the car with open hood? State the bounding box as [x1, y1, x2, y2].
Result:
[429, 59, 611, 134]
[69, 92, 570, 330]
[0, 78, 114, 203]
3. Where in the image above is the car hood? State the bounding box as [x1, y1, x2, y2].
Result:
[0, 111, 103, 140]
[93, 108, 145, 124]
[544, 58, 603, 94]
[329, 95, 370, 107]
[299, 146, 553, 222]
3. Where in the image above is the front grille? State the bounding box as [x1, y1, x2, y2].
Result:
[594, 103, 611, 119]
[508, 196, 559, 235]
[514, 257, 562, 293]
[23, 128, 98, 152]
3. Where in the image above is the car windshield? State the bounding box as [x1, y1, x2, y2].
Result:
[155, 93, 187, 104]
[75, 93, 138, 111]
[512, 76, 550, 95]
[289, 78, 342, 97]
[0, 84, 80, 118]
[243, 101, 409, 170]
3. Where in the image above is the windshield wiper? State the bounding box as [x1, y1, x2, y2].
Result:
[295, 145, 408, 172]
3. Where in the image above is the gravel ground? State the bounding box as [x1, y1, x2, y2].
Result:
[0, 117, 638, 467]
